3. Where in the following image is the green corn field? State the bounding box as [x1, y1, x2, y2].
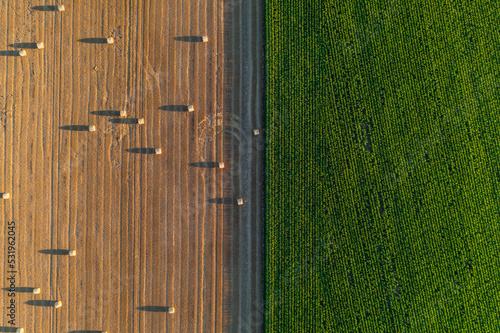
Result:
[266, 0, 500, 331]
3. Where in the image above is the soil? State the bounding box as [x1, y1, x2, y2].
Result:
[0, 0, 264, 332]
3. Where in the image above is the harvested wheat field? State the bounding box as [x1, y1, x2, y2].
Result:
[0, 0, 264, 332]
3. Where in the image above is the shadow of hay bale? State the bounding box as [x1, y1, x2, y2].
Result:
[137, 306, 168, 312]
[9, 43, 39, 49]
[2, 287, 37, 293]
[174, 36, 204, 42]
[25, 300, 58, 307]
[59, 125, 91, 131]
[109, 118, 139, 124]
[0, 327, 23, 332]
[78, 38, 108, 44]
[189, 162, 219, 168]
[91, 111, 123, 116]
[0, 51, 21, 57]
[126, 148, 158, 154]
[32, 5, 60, 11]
[159, 105, 188, 112]
[39, 249, 72, 255]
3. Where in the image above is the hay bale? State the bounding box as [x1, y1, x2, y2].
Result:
[16, 328, 24, 333]
[187, 105, 194, 112]
[237, 198, 244, 205]
[167, 307, 175, 314]
[253, 129, 260, 136]
[36, 42, 44, 49]
[218, 162, 225, 169]
[2, 193, 10, 199]
[202, 36, 209, 43]
[106, 37, 114, 44]
[57, 5, 65, 11]
[54, 301, 62, 308]
[119, 110, 127, 117]
[88, 125, 96, 132]
[68, 250, 76, 257]
[155, 148, 162, 155]
[18, 50, 27, 57]
[137, 118, 145, 125]
[32, 288, 41, 295]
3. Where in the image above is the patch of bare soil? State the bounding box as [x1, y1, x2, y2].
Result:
[0, 0, 264, 331]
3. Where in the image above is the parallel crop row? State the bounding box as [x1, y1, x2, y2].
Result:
[266, 0, 500, 331]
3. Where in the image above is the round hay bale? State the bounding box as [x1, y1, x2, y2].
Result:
[16, 328, 24, 333]
[57, 5, 65, 11]
[2, 193, 10, 199]
[202, 36, 209, 43]
[218, 162, 225, 169]
[18, 50, 27, 57]
[119, 110, 127, 117]
[167, 307, 175, 314]
[253, 129, 260, 136]
[88, 125, 96, 132]
[187, 105, 194, 112]
[68, 250, 76, 257]
[137, 118, 145, 125]
[32, 288, 41, 295]
[155, 148, 162, 155]
[36, 42, 44, 49]
[54, 301, 62, 308]
[106, 37, 114, 44]
[237, 198, 244, 205]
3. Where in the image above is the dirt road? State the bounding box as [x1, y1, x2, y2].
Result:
[223, 0, 266, 331]
[0, 0, 263, 332]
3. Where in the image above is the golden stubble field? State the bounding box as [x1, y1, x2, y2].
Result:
[0, 0, 264, 332]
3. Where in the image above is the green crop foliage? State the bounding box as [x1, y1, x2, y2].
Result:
[265, 0, 500, 332]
